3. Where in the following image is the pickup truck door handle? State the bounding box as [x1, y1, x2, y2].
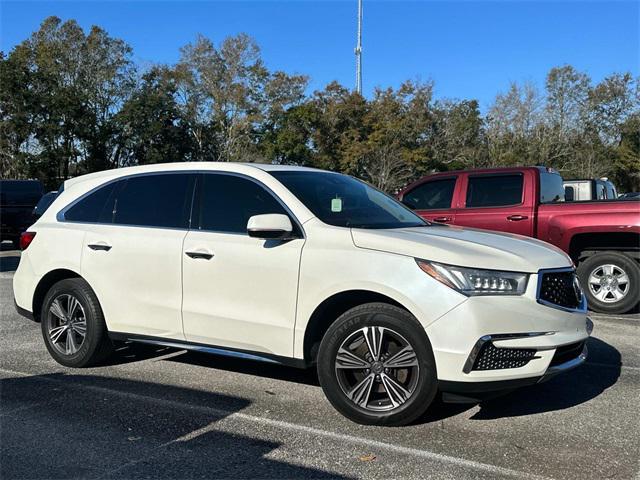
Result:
[432, 216, 452, 223]
[185, 250, 214, 260]
[87, 243, 112, 251]
[507, 215, 529, 221]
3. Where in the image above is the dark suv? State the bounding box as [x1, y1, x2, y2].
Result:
[1, 180, 44, 247]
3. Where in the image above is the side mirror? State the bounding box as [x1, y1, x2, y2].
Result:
[247, 214, 294, 240]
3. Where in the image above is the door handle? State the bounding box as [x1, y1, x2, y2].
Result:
[507, 215, 528, 221]
[185, 250, 214, 260]
[432, 216, 451, 223]
[87, 243, 112, 251]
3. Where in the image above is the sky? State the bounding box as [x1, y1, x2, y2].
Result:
[1, 0, 638, 110]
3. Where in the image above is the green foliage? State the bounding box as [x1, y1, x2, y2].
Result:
[2, 17, 639, 193]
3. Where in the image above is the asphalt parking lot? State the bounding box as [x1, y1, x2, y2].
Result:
[1, 248, 639, 480]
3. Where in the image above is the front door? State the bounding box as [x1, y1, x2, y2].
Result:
[400, 177, 458, 224]
[181, 173, 304, 357]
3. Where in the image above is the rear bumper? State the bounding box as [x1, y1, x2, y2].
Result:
[439, 343, 588, 403]
[14, 298, 35, 322]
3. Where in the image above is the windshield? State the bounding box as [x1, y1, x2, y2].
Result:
[271, 171, 428, 229]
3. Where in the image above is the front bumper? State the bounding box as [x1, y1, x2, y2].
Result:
[425, 275, 592, 386]
[439, 342, 588, 403]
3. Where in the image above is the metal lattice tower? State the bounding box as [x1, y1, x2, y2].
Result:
[355, 0, 363, 94]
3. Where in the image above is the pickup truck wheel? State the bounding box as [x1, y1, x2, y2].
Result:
[317, 303, 438, 426]
[577, 252, 639, 314]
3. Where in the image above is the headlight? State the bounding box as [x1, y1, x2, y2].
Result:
[416, 260, 528, 296]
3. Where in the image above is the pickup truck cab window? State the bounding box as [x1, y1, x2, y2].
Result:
[402, 178, 456, 210]
[466, 174, 523, 208]
[539, 171, 565, 203]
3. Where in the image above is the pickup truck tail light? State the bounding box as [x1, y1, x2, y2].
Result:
[19, 231, 37, 250]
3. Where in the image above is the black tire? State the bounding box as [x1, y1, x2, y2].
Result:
[317, 302, 438, 426]
[577, 251, 640, 314]
[41, 278, 113, 367]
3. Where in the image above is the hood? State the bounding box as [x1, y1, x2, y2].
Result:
[350, 225, 572, 273]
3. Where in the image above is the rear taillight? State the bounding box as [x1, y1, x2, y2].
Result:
[19, 232, 36, 250]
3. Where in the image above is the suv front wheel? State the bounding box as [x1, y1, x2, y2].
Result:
[317, 302, 438, 426]
[41, 278, 114, 367]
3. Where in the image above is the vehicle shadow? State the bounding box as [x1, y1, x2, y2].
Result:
[470, 336, 621, 420]
[0, 373, 351, 479]
[106, 336, 620, 425]
[107, 342, 321, 386]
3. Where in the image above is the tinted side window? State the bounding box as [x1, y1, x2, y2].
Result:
[539, 171, 565, 203]
[199, 174, 288, 234]
[64, 182, 117, 223]
[564, 186, 575, 202]
[596, 183, 606, 200]
[113, 173, 194, 229]
[466, 174, 523, 208]
[605, 183, 616, 199]
[403, 178, 456, 210]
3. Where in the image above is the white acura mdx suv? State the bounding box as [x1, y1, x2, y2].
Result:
[13, 163, 592, 425]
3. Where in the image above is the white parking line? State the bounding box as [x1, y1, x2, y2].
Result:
[0, 367, 551, 480]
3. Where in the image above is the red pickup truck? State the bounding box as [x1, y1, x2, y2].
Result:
[399, 166, 640, 314]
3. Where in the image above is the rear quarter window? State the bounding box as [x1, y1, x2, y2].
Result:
[64, 182, 117, 223]
[540, 172, 565, 203]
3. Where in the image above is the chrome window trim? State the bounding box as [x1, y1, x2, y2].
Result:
[536, 267, 587, 313]
[55, 169, 306, 239]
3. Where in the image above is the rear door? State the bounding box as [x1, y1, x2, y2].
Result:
[79, 172, 196, 339]
[454, 172, 534, 236]
[400, 176, 458, 224]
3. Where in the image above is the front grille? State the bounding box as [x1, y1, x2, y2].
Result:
[550, 341, 585, 367]
[472, 343, 537, 371]
[539, 270, 582, 309]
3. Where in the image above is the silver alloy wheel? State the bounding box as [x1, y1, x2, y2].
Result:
[335, 326, 419, 412]
[47, 294, 87, 355]
[588, 264, 629, 303]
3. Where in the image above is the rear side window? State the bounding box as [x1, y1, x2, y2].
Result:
[113, 173, 194, 229]
[540, 171, 565, 203]
[466, 174, 523, 208]
[198, 174, 288, 234]
[403, 178, 456, 210]
[64, 182, 117, 223]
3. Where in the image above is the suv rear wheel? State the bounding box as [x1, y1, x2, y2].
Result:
[317, 302, 438, 426]
[41, 278, 114, 367]
[577, 251, 639, 314]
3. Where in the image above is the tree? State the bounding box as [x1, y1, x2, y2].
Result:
[1, 16, 135, 185]
[177, 33, 307, 163]
[117, 67, 193, 165]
